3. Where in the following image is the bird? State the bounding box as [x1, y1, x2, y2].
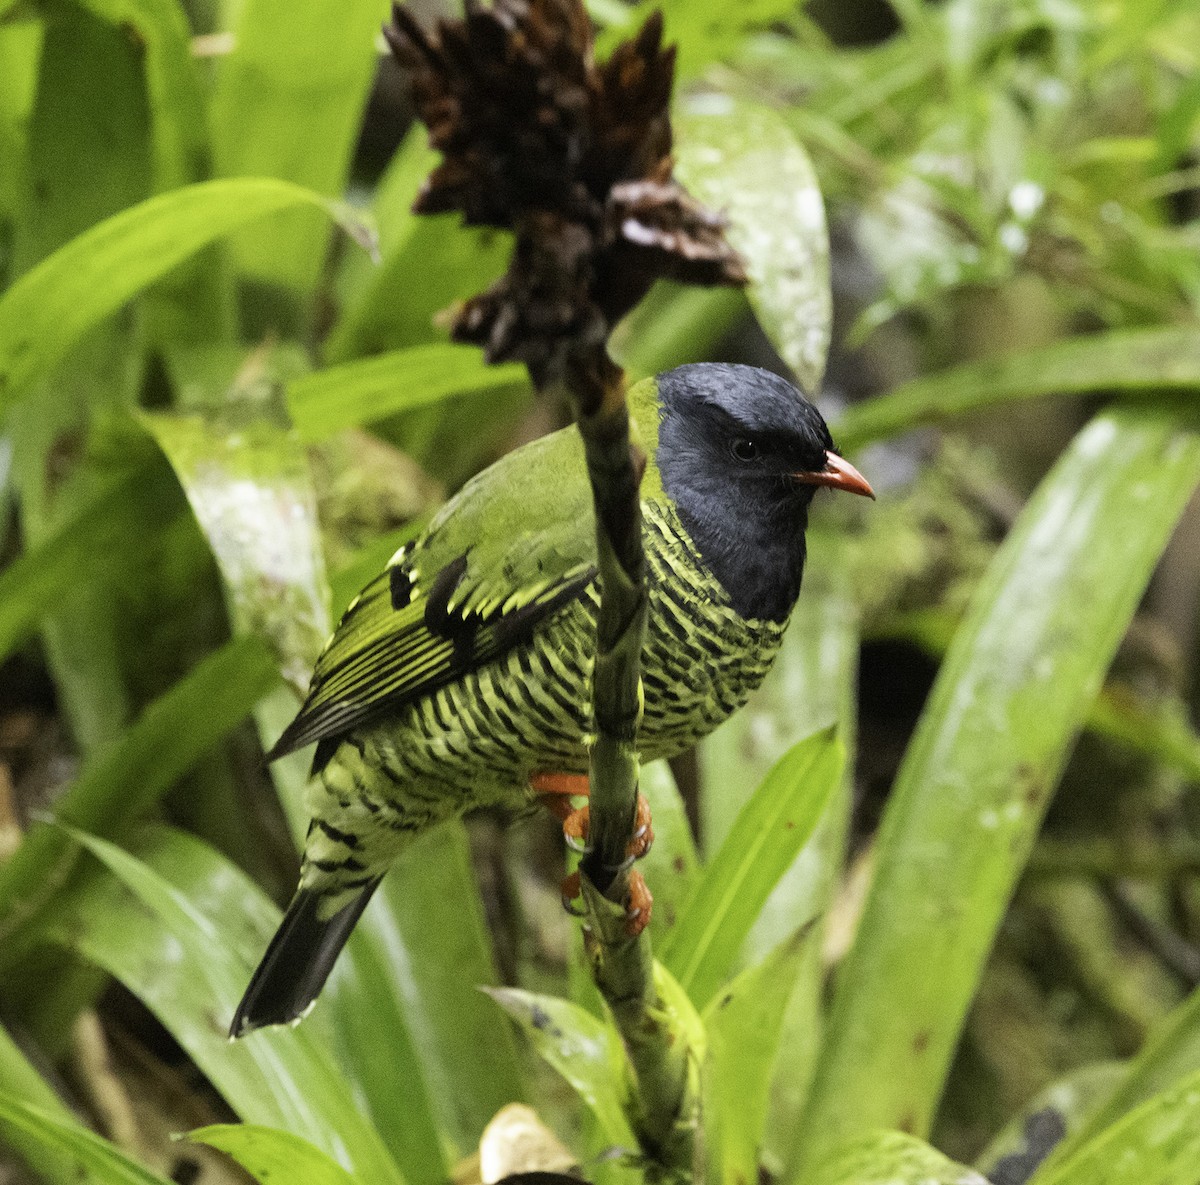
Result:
[231, 362, 873, 1036]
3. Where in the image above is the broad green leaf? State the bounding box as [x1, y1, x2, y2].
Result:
[288, 345, 529, 443]
[795, 405, 1200, 1167]
[662, 727, 842, 1008]
[0, 178, 370, 410]
[45, 830, 405, 1185]
[977, 1061, 1127, 1183]
[485, 987, 637, 1148]
[676, 97, 831, 392]
[129, 826, 448, 1185]
[12, 8, 153, 274]
[0, 636, 279, 966]
[144, 370, 471, 1176]
[1032, 1068, 1200, 1185]
[189, 1124, 359, 1185]
[0, 11, 42, 231]
[141, 376, 331, 691]
[0, 1029, 104, 1185]
[332, 127, 436, 318]
[835, 327, 1200, 451]
[703, 924, 816, 1185]
[1044, 987, 1200, 1170]
[0, 461, 181, 668]
[807, 1131, 987, 1185]
[75, 0, 204, 192]
[355, 824, 527, 1158]
[0, 1093, 172, 1185]
[637, 759, 700, 941]
[209, 0, 385, 294]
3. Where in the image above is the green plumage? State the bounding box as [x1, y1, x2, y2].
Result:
[233, 364, 867, 1035]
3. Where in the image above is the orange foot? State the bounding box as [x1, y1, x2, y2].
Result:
[560, 868, 653, 937]
[560, 792, 654, 861]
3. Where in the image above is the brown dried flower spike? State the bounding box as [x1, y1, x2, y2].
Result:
[384, 0, 747, 383]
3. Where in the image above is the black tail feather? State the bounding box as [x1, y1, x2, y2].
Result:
[230, 879, 381, 1038]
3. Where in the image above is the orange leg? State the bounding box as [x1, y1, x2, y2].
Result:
[531, 770, 590, 823]
[560, 793, 654, 859]
[536, 770, 655, 935]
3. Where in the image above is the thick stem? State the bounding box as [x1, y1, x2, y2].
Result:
[563, 348, 696, 1173]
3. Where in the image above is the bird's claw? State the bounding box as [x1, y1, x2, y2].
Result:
[559, 794, 654, 862]
[560, 871, 586, 915]
[559, 868, 653, 935]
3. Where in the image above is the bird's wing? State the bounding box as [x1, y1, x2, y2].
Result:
[268, 427, 598, 765]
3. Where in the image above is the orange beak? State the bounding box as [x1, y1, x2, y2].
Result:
[793, 451, 875, 499]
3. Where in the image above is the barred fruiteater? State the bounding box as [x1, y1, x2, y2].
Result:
[231, 363, 874, 1035]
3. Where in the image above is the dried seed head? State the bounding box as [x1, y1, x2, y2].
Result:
[385, 0, 746, 381]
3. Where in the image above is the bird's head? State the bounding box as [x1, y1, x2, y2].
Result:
[641, 363, 873, 622]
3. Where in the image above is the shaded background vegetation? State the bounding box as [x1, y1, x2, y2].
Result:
[3, 0, 1200, 1183]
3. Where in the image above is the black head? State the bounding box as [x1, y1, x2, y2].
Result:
[655, 363, 871, 622]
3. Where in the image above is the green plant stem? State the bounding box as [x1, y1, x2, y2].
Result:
[560, 349, 695, 1174]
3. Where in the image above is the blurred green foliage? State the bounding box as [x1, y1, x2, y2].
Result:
[1, 0, 1200, 1184]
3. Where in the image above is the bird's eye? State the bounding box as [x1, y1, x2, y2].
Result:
[731, 438, 761, 462]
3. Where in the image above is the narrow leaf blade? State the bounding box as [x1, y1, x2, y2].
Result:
[0, 1093, 172, 1185]
[288, 344, 528, 443]
[1033, 1068, 1200, 1185]
[662, 727, 842, 1008]
[0, 178, 366, 408]
[188, 1124, 360, 1185]
[836, 327, 1200, 451]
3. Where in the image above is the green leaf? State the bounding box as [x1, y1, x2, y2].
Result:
[0, 461, 181, 668]
[1031, 1068, 1200, 1185]
[610, 283, 745, 381]
[0, 178, 370, 410]
[0, 636, 280, 964]
[209, 0, 385, 294]
[45, 830, 405, 1185]
[835, 328, 1200, 451]
[132, 826, 448, 1185]
[807, 1131, 988, 1185]
[636, 759, 700, 942]
[0, 10, 42, 232]
[356, 824, 527, 1158]
[703, 924, 817, 1185]
[288, 344, 529, 443]
[326, 212, 509, 362]
[74, 0, 205, 192]
[795, 404, 1200, 1167]
[1044, 987, 1200, 1170]
[141, 376, 331, 691]
[676, 97, 831, 392]
[977, 1061, 1127, 1183]
[662, 727, 843, 1008]
[188, 1124, 360, 1185]
[485, 987, 637, 1148]
[0, 1093, 172, 1185]
[0, 1029, 106, 1185]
